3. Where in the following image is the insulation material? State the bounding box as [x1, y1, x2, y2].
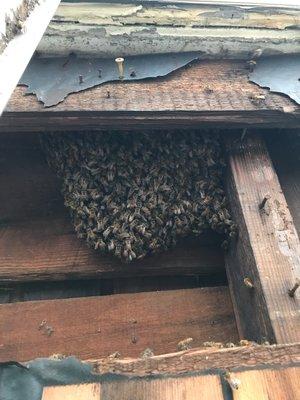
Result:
[19, 52, 201, 107]
[42, 131, 236, 262]
[250, 55, 300, 105]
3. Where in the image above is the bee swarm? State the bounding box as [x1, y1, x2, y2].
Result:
[41, 130, 236, 262]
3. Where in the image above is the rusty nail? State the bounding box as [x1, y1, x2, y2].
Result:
[244, 277, 254, 289]
[259, 195, 270, 210]
[288, 278, 300, 297]
[79, 75, 83, 84]
[115, 57, 124, 79]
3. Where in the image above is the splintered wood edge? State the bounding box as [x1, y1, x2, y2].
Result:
[89, 343, 300, 377]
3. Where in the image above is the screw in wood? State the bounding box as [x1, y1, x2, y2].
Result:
[288, 278, 300, 297]
[259, 194, 271, 210]
[115, 57, 125, 79]
[243, 277, 254, 289]
[79, 75, 83, 84]
[224, 371, 241, 391]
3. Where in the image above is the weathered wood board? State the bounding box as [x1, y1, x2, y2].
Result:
[38, 2, 300, 58]
[0, 287, 238, 362]
[232, 366, 299, 400]
[225, 133, 300, 344]
[42, 375, 223, 400]
[40, 366, 300, 400]
[2, 61, 299, 132]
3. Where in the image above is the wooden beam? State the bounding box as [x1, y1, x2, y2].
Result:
[0, 220, 224, 282]
[2, 61, 299, 131]
[91, 342, 300, 376]
[267, 132, 300, 235]
[224, 132, 300, 344]
[0, 287, 238, 362]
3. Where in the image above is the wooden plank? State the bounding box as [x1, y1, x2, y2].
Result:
[232, 367, 299, 400]
[92, 342, 300, 376]
[42, 384, 100, 400]
[0, 287, 238, 362]
[2, 61, 299, 132]
[101, 374, 223, 400]
[0, 133, 224, 282]
[225, 132, 300, 343]
[0, 221, 224, 282]
[41, 375, 223, 400]
[267, 132, 300, 235]
[38, 2, 300, 58]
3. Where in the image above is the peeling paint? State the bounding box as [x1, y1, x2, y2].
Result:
[36, 2, 300, 58]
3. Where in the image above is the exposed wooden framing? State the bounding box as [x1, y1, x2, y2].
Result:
[0, 287, 238, 362]
[225, 132, 300, 344]
[267, 132, 300, 235]
[0, 133, 224, 283]
[2, 61, 300, 131]
[91, 342, 300, 376]
[37, 2, 300, 58]
[0, 0, 61, 115]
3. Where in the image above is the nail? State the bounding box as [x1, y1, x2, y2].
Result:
[115, 57, 124, 79]
[106, 90, 111, 99]
[288, 278, 300, 297]
[79, 75, 83, 84]
[98, 69, 102, 78]
[244, 277, 254, 289]
[259, 195, 270, 210]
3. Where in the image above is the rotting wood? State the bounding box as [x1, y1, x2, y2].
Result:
[231, 366, 299, 400]
[37, 2, 300, 58]
[225, 132, 300, 344]
[0, 287, 238, 362]
[91, 342, 300, 376]
[0, 133, 224, 282]
[2, 61, 300, 131]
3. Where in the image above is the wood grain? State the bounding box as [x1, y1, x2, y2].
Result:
[92, 342, 300, 377]
[42, 384, 100, 400]
[0, 133, 224, 282]
[232, 367, 300, 400]
[101, 374, 223, 400]
[225, 132, 300, 343]
[2, 61, 299, 132]
[267, 132, 300, 235]
[0, 287, 238, 362]
[41, 375, 223, 400]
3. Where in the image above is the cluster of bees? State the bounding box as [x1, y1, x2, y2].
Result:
[41, 130, 236, 262]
